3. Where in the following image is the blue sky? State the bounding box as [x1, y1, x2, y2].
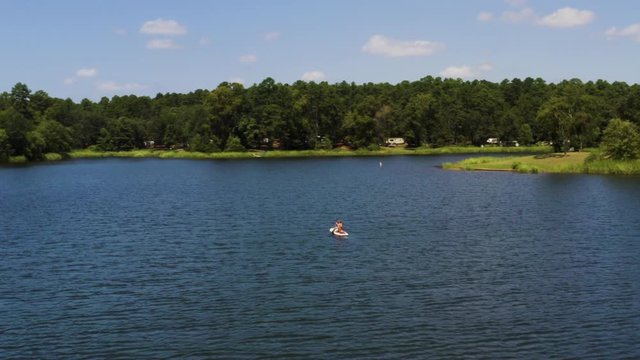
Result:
[1, 0, 639, 101]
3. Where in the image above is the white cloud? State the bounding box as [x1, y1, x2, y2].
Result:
[64, 68, 97, 85]
[264, 31, 280, 41]
[199, 37, 210, 46]
[477, 11, 493, 22]
[301, 71, 326, 82]
[98, 81, 148, 92]
[362, 34, 444, 58]
[76, 68, 97, 78]
[140, 18, 187, 35]
[440, 66, 474, 78]
[502, 7, 536, 24]
[606, 23, 640, 42]
[538, 7, 595, 28]
[440, 63, 493, 79]
[239, 54, 257, 63]
[146, 38, 179, 50]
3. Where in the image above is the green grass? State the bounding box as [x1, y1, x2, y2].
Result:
[0, 145, 552, 164]
[44, 153, 64, 161]
[443, 151, 640, 175]
[9, 146, 640, 175]
[5, 153, 63, 164]
[412, 145, 551, 155]
[66, 145, 552, 161]
[8, 155, 27, 164]
[582, 158, 640, 175]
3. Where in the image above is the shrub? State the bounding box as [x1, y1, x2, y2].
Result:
[315, 136, 333, 150]
[224, 135, 245, 152]
[601, 118, 640, 160]
[512, 161, 539, 174]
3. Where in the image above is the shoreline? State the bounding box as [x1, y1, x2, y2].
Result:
[442, 152, 640, 175]
[5, 145, 552, 164]
[6, 147, 640, 175]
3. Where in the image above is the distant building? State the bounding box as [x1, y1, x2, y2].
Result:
[385, 137, 406, 147]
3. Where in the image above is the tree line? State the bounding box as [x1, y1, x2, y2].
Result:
[2, 76, 640, 161]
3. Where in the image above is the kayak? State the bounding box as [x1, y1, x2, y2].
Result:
[329, 227, 349, 237]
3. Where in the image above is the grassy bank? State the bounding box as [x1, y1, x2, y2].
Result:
[6, 153, 63, 164]
[1, 145, 551, 164]
[581, 157, 640, 175]
[443, 151, 640, 175]
[67, 145, 551, 161]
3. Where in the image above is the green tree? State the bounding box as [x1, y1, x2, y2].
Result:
[499, 110, 522, 143]
[342, 111, 376, 149]
[518, 123, 534, 145]
[97, 117, 145, 151]
[224, 135, 245, 152]
[373, 104, 396, 141]
[0, 107, 33, 155]
[536, 96, 573, 152]
[431, 89, 462, 146]
[0, 91, 10, 111]
[236, 115, 263, 149]
[600, 118, 640, 160]
[183, 105, 219, 151]
[245, 78, 293, 149]
[30, 90, 53, 117]
[0, 128, 11, 161]
[620, 85, 640, 125]
[35, 120, 73, 153]
[536, 80, 602, 152]
[291, 81, 342, 148]
[189, 133, 220, 152]
[3, 75, 640, 158]
[44, 98, 76, 126]
[513, 77, 550, 142]
[401, 93, 435, 146]
[206, 82, 244, 149]
[315, 136, 333, 150]
[25, 130, 46, 160]
[156, 108, 187, 148]
[72, 109, 107, 148]
[10, 83, 32, 118]
[460, 81, 505, 145]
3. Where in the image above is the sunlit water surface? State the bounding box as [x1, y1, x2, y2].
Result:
[1, 156, 639, 358]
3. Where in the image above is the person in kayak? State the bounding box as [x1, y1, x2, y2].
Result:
[332, 219, 347, 235]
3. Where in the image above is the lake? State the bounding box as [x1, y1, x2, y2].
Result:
[1, 156, 639, 359]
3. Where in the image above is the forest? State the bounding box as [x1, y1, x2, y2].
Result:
[2, 76, 640, 161]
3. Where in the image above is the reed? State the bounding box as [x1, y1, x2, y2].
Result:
[582, 159, 640, 175]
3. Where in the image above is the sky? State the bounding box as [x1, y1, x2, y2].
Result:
[1, 0, 639, 101]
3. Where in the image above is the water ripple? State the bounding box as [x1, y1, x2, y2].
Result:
[1, 158, 640, 358]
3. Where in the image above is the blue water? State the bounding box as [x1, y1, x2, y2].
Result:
[1, 156, 640, 358]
